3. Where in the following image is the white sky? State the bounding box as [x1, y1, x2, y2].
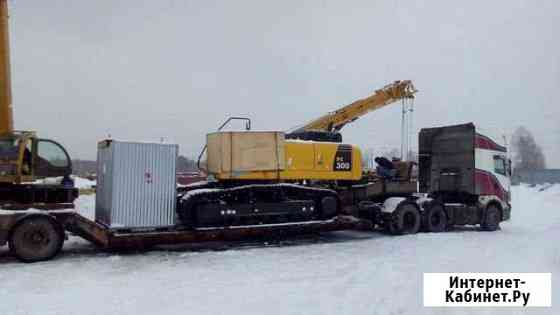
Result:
[8, 0, 560, 167]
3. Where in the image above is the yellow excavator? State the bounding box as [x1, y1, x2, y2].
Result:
[0, 0, 77, 209]
[204, 80, 416, 182]
[180, 81, 416, 227]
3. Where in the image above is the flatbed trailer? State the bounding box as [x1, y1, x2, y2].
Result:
[0, 208, 373, 262]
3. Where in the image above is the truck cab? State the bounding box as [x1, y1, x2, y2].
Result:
[418, 123, 511, 227]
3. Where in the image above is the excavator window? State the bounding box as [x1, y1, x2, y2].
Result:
[30, 139, 71, 178]
[0, 139, 18, 160]
[0, 139, 18, 175]
[37, 140, 70, 168]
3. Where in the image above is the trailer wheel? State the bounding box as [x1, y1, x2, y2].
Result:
[481, 204, 500, 231]
[9, 216, 64, 263]
[389, 203, 421, 235]
[422, 204, 447, 233]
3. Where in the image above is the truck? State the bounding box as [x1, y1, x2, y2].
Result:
[341, 122, 512, 235]
[0, 122, 511, 263]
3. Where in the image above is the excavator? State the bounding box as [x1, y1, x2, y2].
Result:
[178, 81, 417, 228]
[0, 0, 77, 209]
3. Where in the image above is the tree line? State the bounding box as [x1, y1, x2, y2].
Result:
[511, 126, 546, 173]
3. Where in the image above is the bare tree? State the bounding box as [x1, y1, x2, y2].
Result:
[511, 126, 546, 172]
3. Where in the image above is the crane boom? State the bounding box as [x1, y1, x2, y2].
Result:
[0, 0, 13, 135]
[291, 80, 416, 134]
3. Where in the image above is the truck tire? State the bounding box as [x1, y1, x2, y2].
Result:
[9, 216, 64, 263]
[481, 204, 500, 231]
[422, 204, 447, 233]
[389, 203, 421, 235]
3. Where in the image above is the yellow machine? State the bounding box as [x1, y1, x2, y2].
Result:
[181, 81, 416, 227]
[205, 81, 417, 183]
[0, 0, 76, 208]
[207, 131, 363, 181]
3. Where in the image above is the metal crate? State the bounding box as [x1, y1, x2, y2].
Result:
[95, 140, 178, 229]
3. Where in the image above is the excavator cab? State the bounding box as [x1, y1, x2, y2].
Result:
[0, 132, 77, 209]
[0, 132, 72, 184]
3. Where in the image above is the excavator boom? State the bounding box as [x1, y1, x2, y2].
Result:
[292, 80, 416, 134]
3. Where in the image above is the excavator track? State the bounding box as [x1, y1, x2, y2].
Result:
[177, 184, 339, 229]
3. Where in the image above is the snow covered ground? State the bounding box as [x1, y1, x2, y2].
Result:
[72, 176, 96, 189]
[0, 185, 558, 315]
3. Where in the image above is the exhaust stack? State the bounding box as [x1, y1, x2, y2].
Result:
[0, 0, 13, 135]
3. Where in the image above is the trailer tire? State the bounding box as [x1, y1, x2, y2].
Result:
[389, 203, 421, 235]
[9, 216, 64, 263]
[481, 204, 501, 231]
[422, 204, 447, 233]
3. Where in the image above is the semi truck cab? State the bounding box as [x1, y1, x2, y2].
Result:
[417, 123, 511, 229]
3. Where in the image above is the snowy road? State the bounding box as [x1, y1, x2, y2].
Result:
[1, 185, 558, 315]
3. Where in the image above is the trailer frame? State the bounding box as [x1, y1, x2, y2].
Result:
[0, 208, 374, 262]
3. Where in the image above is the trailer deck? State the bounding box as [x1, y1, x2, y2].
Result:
[0, 207, 373, 261]
[67, 212, 371, 249]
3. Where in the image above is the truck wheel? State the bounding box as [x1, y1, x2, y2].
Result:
[389, 203, 421, 235]
[9, 216, 64, 263]
[422, 204, 447, 233]
[481, 205, 501, 231]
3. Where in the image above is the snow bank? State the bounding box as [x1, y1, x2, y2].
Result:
[73, 176, 96, 189]
[31, 176, 96, 189]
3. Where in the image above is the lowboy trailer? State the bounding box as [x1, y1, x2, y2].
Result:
[0, 208, 369, 262]
[0, 123, 511, 263]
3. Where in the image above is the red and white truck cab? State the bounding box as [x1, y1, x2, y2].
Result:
[474, 133, 512, 216]
[376, 123, 512, 235]
[415, 122, 511, 230]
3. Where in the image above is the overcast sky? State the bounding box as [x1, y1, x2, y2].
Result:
[8, 0, 560, 167]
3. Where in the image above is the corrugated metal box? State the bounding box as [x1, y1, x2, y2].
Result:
[207, 131, 285, 174]
[95, 140, 178, 229]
